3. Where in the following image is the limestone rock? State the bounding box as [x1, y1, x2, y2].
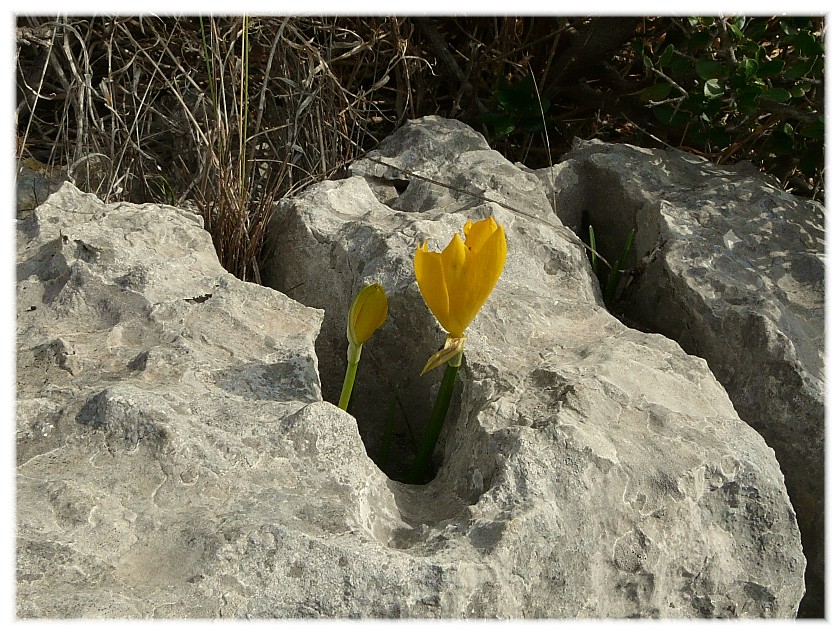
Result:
[535, 139, 824, 617]
[18, 118, 807, 618]
[259, 116, 806, 617]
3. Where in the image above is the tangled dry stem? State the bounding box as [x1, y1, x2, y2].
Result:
[16, 16, 823, 282]
[16, 16, 436, 281]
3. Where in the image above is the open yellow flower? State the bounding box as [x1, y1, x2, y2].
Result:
[408, 216, 507, 481]
[414, 216, 507, 338]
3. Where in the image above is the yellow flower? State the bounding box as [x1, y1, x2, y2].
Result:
[346, 283, 388, 349]
[414, 216, 507, 338]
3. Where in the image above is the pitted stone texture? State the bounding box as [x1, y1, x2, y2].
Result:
[17, 184, 359, 617]
[18, 123, 807, 617]
[259, 115, 805, 617]
[535, 139, 824, 617]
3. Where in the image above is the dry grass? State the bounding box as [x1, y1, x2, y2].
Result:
[16, 16, 430, 281]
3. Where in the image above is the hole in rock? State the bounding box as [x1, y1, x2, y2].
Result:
[571, 164, 703, 356]
[578, 209, 637, 318]
[325, 294, 466, 484]
[363, 176, 410, 209]
[572, 170, 661, 330]
[261, 220, 464, 484]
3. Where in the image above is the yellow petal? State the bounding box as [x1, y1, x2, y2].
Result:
[463, 216, 498, 253]
[414, 241, 450, 330]
[451, 221, 506, 333]
[440, 231, 468, 280]
[347, 283, 388, 346]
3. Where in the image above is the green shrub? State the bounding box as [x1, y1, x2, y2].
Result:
[635, 16, 823, 198]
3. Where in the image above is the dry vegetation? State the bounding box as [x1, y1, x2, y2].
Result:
[17, 16, 429, 281]
[16, 16, 823, 282]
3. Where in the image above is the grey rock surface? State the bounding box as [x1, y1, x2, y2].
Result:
[17, 118, 806, 618]
[535, 139, 825, 617]
[260, 115, 806, 617]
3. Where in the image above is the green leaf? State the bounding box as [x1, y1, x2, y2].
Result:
[729, 17, 745, 39]
[640, 83, 673, 102]
[643, 54, 654, 69]
[757, 59, 785, 78]
[741, 39, 761, 58]
[789, 84, 808, 98]
[740, 57, 758, 78]
[782, 122, 794, 138]
[704, 78, 725, 99]
[492, 89, 512, 111]
[738, 83, 763, 108]
[652, 104, 678, 124]
[745, 20, 768, 39]
[760, 87, 792, 103]
[496, 122, 517, 137]
[670, 55, 690, 77]
[668, 109, 691, 125]
[660, 44, 675, 68]
[696, 59, 726, 80]
[765, 131, 794, 157]
[799, 120, 824, 139]
[792, 31, 823, 56]
[475, 112, 516, 138]
[521, 116, 547, 133]
[779, 20, 797, 36]
[784, 59, 814, 79]
[687, 31, 712, 52]
[605, 228, 636, 309]
[730, 72, 747, 90]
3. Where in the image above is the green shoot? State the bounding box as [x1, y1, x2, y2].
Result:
[605, 228, 637, 308]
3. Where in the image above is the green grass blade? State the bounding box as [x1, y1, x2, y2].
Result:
[605, 228, 636, 308]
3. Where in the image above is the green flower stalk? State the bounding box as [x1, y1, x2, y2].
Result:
[338, 283, 388, 411]
[408, 217, 507, 484]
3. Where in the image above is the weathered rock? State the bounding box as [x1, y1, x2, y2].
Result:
[534, 139, 824, 617]
[260, 116, 806, 616]
[17, 118, 806, 618]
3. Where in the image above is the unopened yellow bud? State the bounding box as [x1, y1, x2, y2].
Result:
[346, 283, 388, 348]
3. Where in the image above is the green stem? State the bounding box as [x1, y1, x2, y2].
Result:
[338, 344, 361, 411]
[407, 359, 461, 484]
